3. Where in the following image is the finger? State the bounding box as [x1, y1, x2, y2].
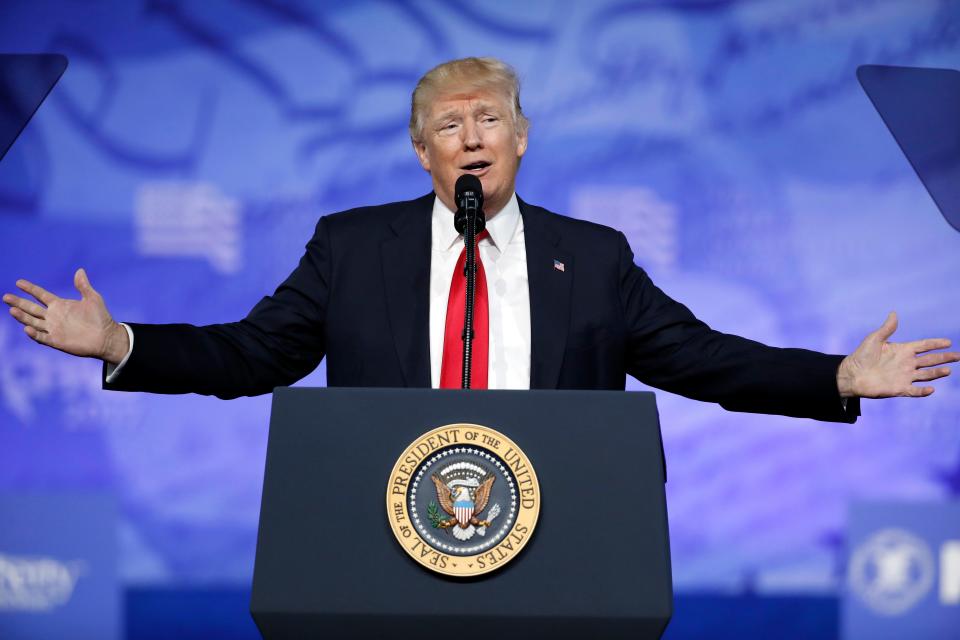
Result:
[23, 325, 50, 345]
[15, 279, 57, 306]
[907, 384, 934, 397]
[74, 268, 96, 299]
[914, 367, 951, 382]
[916, 351, 960, 368]
[873, 311, 898, 342]
[910, 338, 952, 354]
[9, 306, 46, 332]
[2, 293, 46, 318]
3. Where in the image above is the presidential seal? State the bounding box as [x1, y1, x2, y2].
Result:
[386, 424, 540, 577]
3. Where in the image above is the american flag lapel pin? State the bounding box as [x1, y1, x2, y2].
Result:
[553, 259, 565, 272]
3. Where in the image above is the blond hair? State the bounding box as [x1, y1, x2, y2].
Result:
[409, 57, 529, 143]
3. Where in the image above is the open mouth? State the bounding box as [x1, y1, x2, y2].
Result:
[461, 161, 491, 173]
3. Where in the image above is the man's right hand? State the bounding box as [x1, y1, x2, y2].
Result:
[2, 268, 129, 364]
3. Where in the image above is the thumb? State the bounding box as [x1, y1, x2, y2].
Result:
[874, 311, 898, 342]
[74, 267, 95, 298]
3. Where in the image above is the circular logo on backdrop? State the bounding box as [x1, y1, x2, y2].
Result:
[848, 528, 935, 616]
[386, 424, 540, 577]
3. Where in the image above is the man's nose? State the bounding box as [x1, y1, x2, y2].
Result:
[462, 119, 483, 149]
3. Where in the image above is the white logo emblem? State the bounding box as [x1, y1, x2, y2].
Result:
[849, 529, 935, 615]
[0, 553, 85, 611]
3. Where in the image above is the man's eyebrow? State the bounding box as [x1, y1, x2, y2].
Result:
[432, 102, 504, 123]
[432, 109, 462, 122]
[471, 101, 502, 113]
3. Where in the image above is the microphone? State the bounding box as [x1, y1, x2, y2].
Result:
[454, 174, 485, 235]
[452, 174, 485, 389]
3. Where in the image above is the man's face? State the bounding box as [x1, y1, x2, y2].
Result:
[413, 87, 528, 217]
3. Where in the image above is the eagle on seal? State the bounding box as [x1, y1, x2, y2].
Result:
[431, 473, 495, 541]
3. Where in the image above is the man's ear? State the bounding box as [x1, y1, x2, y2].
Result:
[412, 139, 431, 172]
[516, 127, 528, 159]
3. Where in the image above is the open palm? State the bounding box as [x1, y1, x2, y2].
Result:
[3, 268, 124, 360]
[838, 312, 957, 398]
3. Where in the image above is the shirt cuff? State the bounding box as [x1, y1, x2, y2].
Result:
[105, 323, 134, 384]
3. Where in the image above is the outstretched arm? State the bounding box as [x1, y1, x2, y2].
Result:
[4, 216, 331, 399]
[3, 268, 129, 363]
[617, 233, 954, 422]
[836, 312, 957, 398]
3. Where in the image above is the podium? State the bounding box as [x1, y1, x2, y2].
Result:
[251, 388, 672, 639]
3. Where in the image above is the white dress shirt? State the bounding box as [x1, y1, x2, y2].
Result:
[107, 193, 533, 390]
[105, 323, 133, 384]
[429, 193, 531, 389]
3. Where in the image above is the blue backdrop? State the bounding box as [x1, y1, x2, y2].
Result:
[1, 0, 958, 595]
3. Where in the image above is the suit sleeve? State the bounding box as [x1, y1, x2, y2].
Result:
[101, 217, 332, 399]
[618, 233, 859, 423]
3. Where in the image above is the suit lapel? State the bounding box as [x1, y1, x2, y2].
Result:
[381, 194, 433, 387]
[520, 198, 572, 389]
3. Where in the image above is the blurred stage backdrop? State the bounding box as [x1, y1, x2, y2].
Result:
[1, 0, 959, 638]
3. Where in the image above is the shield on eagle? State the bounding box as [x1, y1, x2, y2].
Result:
[430, 468, 496, 541]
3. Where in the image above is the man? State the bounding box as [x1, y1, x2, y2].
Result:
[3, 57, 957, 418]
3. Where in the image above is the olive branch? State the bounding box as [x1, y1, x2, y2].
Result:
[427, 501, 445, 528]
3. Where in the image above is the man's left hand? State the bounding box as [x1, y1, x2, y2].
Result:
[837, 311, 958, 398]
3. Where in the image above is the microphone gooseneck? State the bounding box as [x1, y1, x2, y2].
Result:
[453, 174, 485, 389]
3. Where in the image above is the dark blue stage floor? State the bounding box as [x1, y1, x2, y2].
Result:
[126, 589, 839, 639]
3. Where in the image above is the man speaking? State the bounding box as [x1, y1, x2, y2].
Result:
[3, 57, 957, 416]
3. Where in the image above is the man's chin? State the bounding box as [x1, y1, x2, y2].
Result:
[431, 177, 510, 215]
[482, 191, 510, 217]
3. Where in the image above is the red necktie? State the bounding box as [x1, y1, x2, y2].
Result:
[440, 230, 490, 389]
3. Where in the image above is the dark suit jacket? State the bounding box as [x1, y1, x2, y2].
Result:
[104, 193, 859, 423]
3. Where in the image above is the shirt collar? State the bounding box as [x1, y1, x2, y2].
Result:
[431, 192, 521, 254]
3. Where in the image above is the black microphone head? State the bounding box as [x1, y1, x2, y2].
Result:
[455, 174, 483, 207]
[454, 174, 485, 235]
